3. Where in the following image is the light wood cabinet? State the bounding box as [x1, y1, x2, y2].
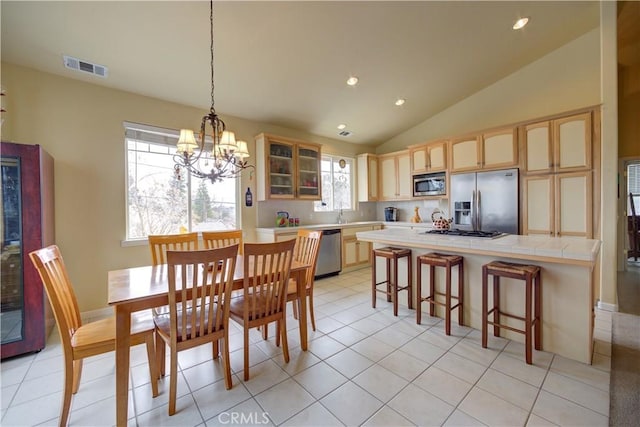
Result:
[524, 112, 592, 174]
[379, 151, 411, 200]
[410, 141, 447, 174]
[523, 171, 592, 238]
[450, 128, 517, 172]
[341, 224, 381, 268]
[357, 153, 378, 202]
[255, 133, 321, 200]
[450, 136, 480, 172]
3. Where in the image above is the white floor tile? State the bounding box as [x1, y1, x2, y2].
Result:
[412, 366, 473, 406]
[476, 368, 539, 411]
[542, 371, 610, 416]
[320, 381, 383, 426]
[550, 355, 610, 392]
[238, 359, 289, 396]
[292, 362, 348, 399]
[351, 336, 396, 362]
[532, 390, 608, 426]
[443, 409, 487, 426]
[379, 349, 429, 381]
[327, 325, 368, 347]
[0, 268, 612, 427]
[388, 383, 454, 426]
[459, 387, 530, 426]
[325, 348, 374, 379]
[363, 405, 414, 426]
[254, 378, 315, 425]
[433, 351, 487, 384]
[353, 364, 409, 402]
[280, 401, 343, 427]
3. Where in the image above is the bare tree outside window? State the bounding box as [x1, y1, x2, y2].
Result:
[314, 155, 354, 211]
[125, 126, 238, 240]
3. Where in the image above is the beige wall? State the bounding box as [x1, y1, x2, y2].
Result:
[376, 29, 601, 154]
[0, 63, 370, 311]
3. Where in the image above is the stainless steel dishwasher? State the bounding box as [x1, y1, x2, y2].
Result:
[315, 229, 342, 279]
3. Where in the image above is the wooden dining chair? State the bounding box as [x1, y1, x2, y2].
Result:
[229, 240, 296, 381]
[29, 245, 158, 427]
[267, 230, 322, 345]
[154, 245, 238, 415]
[202, 230, 243, 255]
[148, 232, 199, 265]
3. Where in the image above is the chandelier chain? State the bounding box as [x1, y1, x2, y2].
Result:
[209, 0, 215, 113]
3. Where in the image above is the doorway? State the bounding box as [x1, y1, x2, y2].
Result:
[619, 159, 640, 315]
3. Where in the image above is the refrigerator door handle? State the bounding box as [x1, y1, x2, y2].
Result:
[472, 190, 477, 231]
[477, 190, 482, 231]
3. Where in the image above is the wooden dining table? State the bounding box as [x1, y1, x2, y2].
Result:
[108, 256, 311, 426]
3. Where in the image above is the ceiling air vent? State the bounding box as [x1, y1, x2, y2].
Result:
[63, 55, 108, 78]
[338, 130, 353, 137]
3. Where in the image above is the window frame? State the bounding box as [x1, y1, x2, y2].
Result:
[314, 154, 356, 212]
[123, 122, 240, 244]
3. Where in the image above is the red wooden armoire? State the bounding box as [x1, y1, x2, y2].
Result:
[1, 142, 55, 358]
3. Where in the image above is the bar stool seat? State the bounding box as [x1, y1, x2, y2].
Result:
[482, 260, 542, 364]
[416, 252, 464, 335]
[371, 247, 412, 316]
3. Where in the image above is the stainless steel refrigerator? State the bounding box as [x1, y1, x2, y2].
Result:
[450, 168, 519, 234]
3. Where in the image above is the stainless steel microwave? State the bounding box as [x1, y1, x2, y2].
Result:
[413, 172, 446, 197]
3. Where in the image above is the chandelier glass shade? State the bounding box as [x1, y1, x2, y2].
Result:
[173, 0, 252, 183]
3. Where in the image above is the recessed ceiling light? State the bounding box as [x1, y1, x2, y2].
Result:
[337, 124, 347, 130]
[395, 98, 406, 106]
[513, 17, 529, 30]
[346, 76, 359, 86]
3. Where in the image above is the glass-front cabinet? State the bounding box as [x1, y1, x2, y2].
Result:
[268, 141, 294, 197]
[296, 144, 320, 199]
[255, 133, 321, 201]
[1, 142, 55, 359]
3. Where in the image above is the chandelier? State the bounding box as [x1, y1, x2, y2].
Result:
[174, 0, 252, 183]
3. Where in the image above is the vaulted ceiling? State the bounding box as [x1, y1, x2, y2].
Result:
[1, 1, 600, 144]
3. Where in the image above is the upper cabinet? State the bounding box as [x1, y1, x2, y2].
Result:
[524, 112, 592, 174]
[410, 140, 447, 174]
[450, 128, 517, 172]
[379, 151, 411, 200]
[357, 153, 378, 202]
[255, 133, 321, 201]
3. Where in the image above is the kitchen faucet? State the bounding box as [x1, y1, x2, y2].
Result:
[337, 208, 345, 224]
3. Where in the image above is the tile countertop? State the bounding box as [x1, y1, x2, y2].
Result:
[356, 228, 601, 265]
[256, 221, 433, 233]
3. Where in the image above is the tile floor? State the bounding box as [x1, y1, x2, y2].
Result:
[1, 267, 612, 426]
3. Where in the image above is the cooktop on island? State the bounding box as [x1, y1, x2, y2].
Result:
[424, 229, 506, 238]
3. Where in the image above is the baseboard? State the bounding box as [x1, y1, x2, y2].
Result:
[596, 300, 619, 312]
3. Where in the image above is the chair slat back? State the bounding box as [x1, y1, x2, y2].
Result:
[148, 232, 198, 265]
[293, 230, 323, 286]
[243, 240, 295, 321]
[202, 230, 243, 254]
[166, 245, 238, 342]
[29, 245, 82, 349]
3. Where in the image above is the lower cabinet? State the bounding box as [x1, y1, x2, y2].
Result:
[523, 171, 592, 238]
[341, 225, 382, 269]
[342, 236, 371, 268]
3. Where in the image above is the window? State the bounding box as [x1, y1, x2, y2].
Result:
[314, 155, 354, 211]
[629, 163, 640, 215]
[125, 122, 238, 240]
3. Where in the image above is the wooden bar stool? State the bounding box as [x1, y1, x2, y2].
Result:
[371, 247, 412, 316]
[416, 253, 464, 335]
[482, 260, 542, 364]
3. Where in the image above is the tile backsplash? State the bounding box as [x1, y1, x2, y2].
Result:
[256, 199, 448, 227]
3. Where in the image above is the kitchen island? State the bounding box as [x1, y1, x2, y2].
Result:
[356, 228, 601, 364]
